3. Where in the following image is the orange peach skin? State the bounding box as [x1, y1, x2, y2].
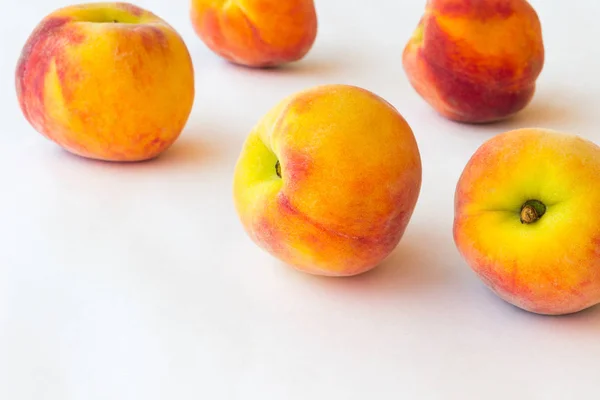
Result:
[16, 2, 195, 162]
[454, 128, 600, 315]
[190, 0, 317, 67]
[233, 85, 422, 276]
[403, 0, 544, 123]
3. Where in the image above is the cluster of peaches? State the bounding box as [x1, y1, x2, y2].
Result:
[16, 0, 600, 316]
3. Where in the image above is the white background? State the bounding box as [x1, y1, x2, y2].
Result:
[2, 1, 600, 399]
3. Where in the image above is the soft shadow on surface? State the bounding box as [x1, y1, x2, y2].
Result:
[285, 228, 461, 300]
[52, 129, 223, 172]
[558, 304, 600, 327]
[149, 135, 222, 168]
[446, 91, 580, 136]
[219, 56, 347, 79]
[468, 270, 600, 332]
[281, 225, 600, 330]
[213, 44, 366, 79]
[507, 295, 600, 329]
[509, 97, 577, 127]
[489, 98, 575, 131]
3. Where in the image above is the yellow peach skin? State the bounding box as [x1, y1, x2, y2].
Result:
[16, 2, 195, 162]
[454, 128, 600, 315]
[190, 0, 317, 67]
[233, 85, 422, 276]
[403, 0, 544, 123]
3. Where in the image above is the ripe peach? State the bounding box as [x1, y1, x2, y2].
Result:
[16, 2, 195, 162]
[233, 84, 422, 276]
[190, 0, 317, 68]
[454, 128, 600, 315]
[403, 0, 545, 123]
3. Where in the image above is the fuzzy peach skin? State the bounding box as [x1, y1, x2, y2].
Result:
[454, 128, 600, 315]
[233, 85, 422, 276]
[403, 0, 544, 123]
[16, 2, 195, 162]
[190, 0, 317, 67]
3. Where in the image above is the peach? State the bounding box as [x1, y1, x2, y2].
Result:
[403, 0, 545, 123]
[233, 84, 422, 276]
[454, 128, 600, 315]
[190, 0, 317, 67]
[16, 2, 195, 162]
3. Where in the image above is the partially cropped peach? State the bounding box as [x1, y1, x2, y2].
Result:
[454, 128, 600, 315]
[233, 84, 422, 276]
[16, 2, 195, 162]
[190, 0, 317, 67]
[403, 0, 544, 123]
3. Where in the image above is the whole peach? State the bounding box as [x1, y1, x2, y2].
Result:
[190, 0, 317, 67]
[233, 84, 422, 276]
[16, 2, 195, 162]
[403, 0, 544, 123]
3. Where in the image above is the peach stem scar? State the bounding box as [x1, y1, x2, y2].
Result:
[520, 199, 546, 224]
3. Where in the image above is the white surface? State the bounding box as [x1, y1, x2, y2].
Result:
[2, 1, 600, 399]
